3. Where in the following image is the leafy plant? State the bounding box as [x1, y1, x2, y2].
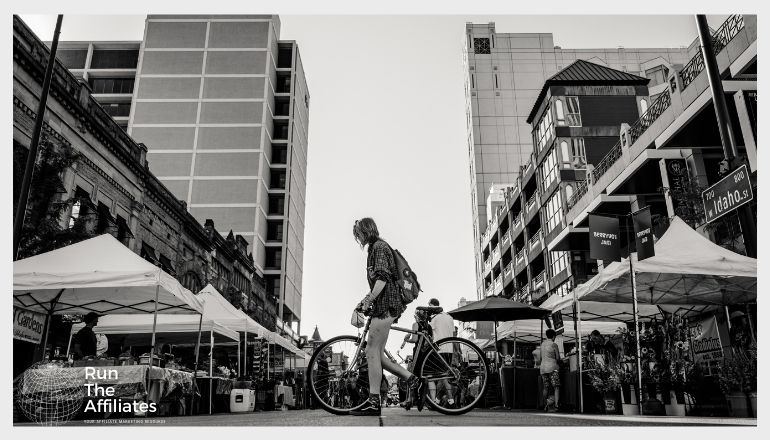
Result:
[718, 349, 757, 395]
[586, 356, 622, 394]
[13, 136, 95, 259]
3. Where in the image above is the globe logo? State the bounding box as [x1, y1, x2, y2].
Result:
[16, 362, 86, 426]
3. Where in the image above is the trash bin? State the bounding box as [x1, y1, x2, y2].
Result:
[230, 380, 255, 413]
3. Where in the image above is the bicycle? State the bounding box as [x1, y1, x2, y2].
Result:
[306, 305, 489, 415]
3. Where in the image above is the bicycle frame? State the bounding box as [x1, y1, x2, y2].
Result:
[345, 317, 459, 382]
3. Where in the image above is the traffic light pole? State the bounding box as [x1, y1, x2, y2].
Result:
[695, 15, 757, 258]
[13, 15, 63, 260]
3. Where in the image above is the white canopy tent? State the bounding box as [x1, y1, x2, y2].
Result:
[475, 319, 622, 348]
[14, 234, 203, 315]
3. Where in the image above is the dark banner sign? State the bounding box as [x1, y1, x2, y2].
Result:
[701, 164, 754, 224]
[589, 214, 620, 262]
[632, 206, 655, 261]
[552, 311, 564, 336]
[665, 159, 691, 218]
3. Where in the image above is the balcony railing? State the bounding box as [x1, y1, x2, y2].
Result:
[528, 230, 542, 249]
[494, 278, 502, 291]
[504, 262, 513, 277]
[526, 192, 538, 211]
[502, 231, 511, 246]
[484, 258, 492, 272]
[680, 15, 744, 90]
[628, 90, 671, 145]
[533, 270, 546, 289]
[513, 213, 522, 227]
[591, 141, 623, 183]
[516, 248, 526, 263]
[493, 246, 501, 259]
[712, 15, 745, 55]
[680, 52, 704, 90]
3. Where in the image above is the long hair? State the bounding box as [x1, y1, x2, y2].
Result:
[353, 217, 380, 249]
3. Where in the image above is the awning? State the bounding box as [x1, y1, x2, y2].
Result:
[71, 314, 239, 344]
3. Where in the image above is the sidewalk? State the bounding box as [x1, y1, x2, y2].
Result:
[529, 412, 757, 426]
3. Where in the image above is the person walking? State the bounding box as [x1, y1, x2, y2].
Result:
[427, 298, 455, 407]
[539, 329, 561, 412]
[350, 217, 422, 416]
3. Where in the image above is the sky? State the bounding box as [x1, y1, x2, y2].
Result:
[20, 14, 717, 358]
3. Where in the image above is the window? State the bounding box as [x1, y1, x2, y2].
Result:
[534, 105, 554, 153]
[571, 138, 587, 168]
[267, 220, 284, 242]
[100, 103, 132, 117]
[473, 38, 491, 54]
[555, 99, 565, 125]
[140, 242, 158, 265]
[277, 47, 293, 68]
[159, 254, 176, 276]
[116, 215, 133, 246]
[57, 49, 88, 69]
[565, 96, 581, 126]
[551, 279, 573, 298]
[69, 187, 92, 229]
[276, 73, 291, 93]
[639, 98, 649, 115]
[89, 49, 139, 69]
[543, 190, 563, 234]
[273, 121, 289, 140]
[549, 251, 569, 278]
[265, 247, 282, 269]
[270, 169, 286, 190]
[538, 146, 558, 192]
[88, 77, 135, 94]
[494, 74, 498, 88]
[471, 74, 475, 89]
[268, 194, 285, 215]
[271, 144, 288, 164]
[96, 202, 115, 234]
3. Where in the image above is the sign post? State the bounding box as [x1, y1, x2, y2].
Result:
[701, 164, 754, 224]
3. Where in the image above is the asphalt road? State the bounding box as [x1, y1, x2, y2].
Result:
[44, 408, 756, 427]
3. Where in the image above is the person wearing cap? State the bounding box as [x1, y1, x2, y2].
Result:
[72, 312, 101, 359]
[427, 298, 455, 407]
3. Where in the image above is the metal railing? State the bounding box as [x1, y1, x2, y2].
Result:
[628, 90, 672, 144]
[712, 14, 745, 54]
[494, 278, 502, 290]
[502, 231, 511, 246]
[566, 178, 589, 213]
[484, 258, 492, 272]
[533, 270, 546, 289]
[492, 247, 501, 260]
[591, 141, 623, 183]
[516, 248, 526, 263]
[528, 230, 542, 249]
[526, 192, 539, 211]
[513, 213, 522, 227]
[680, 52, 704, 90]
[504, 262, 513, 277]
[680, 15, 744, 90]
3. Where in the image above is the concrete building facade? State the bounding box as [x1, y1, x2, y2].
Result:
[53, 15, 309, 340]
[463, 23, 693, 300]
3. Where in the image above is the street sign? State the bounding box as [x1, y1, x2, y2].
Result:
[632, 207, 655, 261]
[701, 164, 754, 223]
[589, 214, 621, 262]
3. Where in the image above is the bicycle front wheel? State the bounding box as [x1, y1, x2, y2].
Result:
[306, 335, 369, 415]
[416, 337, 489, 415]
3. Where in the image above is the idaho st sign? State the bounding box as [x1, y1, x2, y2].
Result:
[701, 165, 754, 224]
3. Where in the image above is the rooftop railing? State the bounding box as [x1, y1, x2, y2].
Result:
[681, 15, 744, 90]
[628, 90, 672, 144]
[591, 141, 623, 183]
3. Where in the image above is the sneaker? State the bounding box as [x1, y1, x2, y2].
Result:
[416, 379, 428, 412]
[351, 396, 381, 416]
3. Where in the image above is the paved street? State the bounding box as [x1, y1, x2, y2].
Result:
[31, 408, 756, 427]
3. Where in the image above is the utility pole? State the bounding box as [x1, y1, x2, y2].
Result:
[13, 15, 64, 260]
[695, 15, 757, 258]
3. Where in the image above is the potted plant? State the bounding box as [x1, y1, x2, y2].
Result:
[586, 357, 621, 415]
[718, 348, 757, 417]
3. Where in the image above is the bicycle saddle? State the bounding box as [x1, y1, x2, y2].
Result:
[416, 306, 443, 314]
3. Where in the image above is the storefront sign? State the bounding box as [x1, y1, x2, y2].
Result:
[689, 316, 723, 375]
[701, 164, 754, 223]
[665, 159, 691, 218]
[632, 206, 655, 261]
[552, 311, 564, 336]
[589, 214, 620, 262]
[13, 307, 46, 344]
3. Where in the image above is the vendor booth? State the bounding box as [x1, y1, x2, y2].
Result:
[13, 235, 204, 423]
[540, 217, 757, 417]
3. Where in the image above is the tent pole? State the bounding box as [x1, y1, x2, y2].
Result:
[629, 254, 644, 415]
[512, 327, 517, 410]
[244, 330, 248, 378]
[40, 288, 64, 361]
[574, 290, 584, 414]
[65, 332, 73, 357]
[745, 304, 756, 343]
[237, 338, 241, 379]
[209, 330, 213, 415]
[146, 284, 160, 416]
[192, 313, 203, 416]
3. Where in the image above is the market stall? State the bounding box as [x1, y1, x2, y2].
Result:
[541, 217, 757, 416]
[13, 234, 204, 422]
[69, 314, 239, 415]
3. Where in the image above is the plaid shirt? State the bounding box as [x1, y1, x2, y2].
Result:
[366, 239, 406, 321]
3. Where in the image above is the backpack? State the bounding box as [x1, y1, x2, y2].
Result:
[386, 243, 422, 305]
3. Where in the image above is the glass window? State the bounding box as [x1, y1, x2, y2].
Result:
[90, 49, 139, 69]
[555, 99, 565, 125]
[89, 77, 135, 94]
[640, 98, 649, 115]
[57, 49, 88, 69]
[538, 146, 558, 192]
[571, 138, 587, 168]
[551, 279, 573, 298]
[543, 190, 563, 234]
[549, 251, 569, 278]
[565, 96, 581, 126]
[534, 105, 554, 153]
[565, 184, 574, 200]
[560, 140, 570, 168]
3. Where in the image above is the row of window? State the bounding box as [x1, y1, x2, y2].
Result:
[534, 104, 554, 153]
[69, 186, 132, 244]
[89, 77, 135, 94]
[57, 48, 139, 70]
[542, 189, 563, 235]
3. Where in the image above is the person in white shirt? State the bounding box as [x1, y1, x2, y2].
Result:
[427, 298, 455, 407]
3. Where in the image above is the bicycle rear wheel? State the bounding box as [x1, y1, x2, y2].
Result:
[416, 337, 489, 415]
[306, 335, 369, 415]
